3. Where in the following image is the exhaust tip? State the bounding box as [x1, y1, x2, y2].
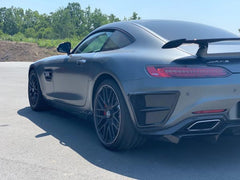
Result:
[188, 119, 220, 132]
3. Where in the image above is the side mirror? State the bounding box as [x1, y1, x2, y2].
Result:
[57, 42, 71, 54]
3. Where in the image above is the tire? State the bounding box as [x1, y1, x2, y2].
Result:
[93, 79, 145, 150]
[28, 69, 48, 111]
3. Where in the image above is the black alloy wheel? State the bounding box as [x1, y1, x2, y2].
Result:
[29, 71, 40, 106]
[94, 84, 121, 144]
[28, 70, 48, 111]
[93, 79, 145, 150]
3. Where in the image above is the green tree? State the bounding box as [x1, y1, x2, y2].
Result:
[35, 13, 51, 31]
[83, 6, 93, 34]
[129, 12, 141, 20]
[90, 8, 109, 30]
[0, 8, 7, 30]
[23, 9, 38, 29]
[51, 9, 73, 38]
[3, 7, 19, 35]
[37, 27, 54, 39]
[12, 7, 24, 33]
[66, 3, 85, 36]
[0, 3, 140, 40]
[108, 14, 120, 23]
[25, 28, 36, 38]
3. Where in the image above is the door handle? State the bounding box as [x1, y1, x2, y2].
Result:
[76, 59, 86, 65]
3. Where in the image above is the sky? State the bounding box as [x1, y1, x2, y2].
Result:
[1, 0, 240, 34]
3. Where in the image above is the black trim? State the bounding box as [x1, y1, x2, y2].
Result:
[129, 91, 179, 128]
[138, 114, 240, 139]
[140, 107, 170, 112]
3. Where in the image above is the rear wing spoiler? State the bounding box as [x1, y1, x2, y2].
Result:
[162, 38, 240, 57]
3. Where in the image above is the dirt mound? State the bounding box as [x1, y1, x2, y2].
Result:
[0, 41, 60, 62]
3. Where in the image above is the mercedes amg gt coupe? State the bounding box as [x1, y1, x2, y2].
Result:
[28, 20, 240, 150]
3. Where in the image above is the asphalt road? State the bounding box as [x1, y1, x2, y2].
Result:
[1, 62, 240, 180]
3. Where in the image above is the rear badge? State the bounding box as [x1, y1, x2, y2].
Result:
[207, 60, 230, 64]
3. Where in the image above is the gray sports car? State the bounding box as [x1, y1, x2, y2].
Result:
[28, 20, 240, 150]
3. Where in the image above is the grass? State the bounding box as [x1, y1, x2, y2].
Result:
[0, 33, 81, 49]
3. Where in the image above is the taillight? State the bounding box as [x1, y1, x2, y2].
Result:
[146, 66, 231, 78]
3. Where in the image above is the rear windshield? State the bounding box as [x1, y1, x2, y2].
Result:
[136, 20, 238, 41]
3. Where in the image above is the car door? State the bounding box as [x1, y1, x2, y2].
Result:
[52, 31, 113, 107]
[37, 55, 68, 100]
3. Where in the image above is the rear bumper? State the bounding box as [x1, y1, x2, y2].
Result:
[129, 91, 240, 137]
[139, 114, 240, 138]
[123, 74, 240, 137]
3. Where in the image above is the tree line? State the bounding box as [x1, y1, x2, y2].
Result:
[0, 2, 140, 40]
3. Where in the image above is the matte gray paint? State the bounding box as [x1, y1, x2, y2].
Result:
[29, 20, 240, 136]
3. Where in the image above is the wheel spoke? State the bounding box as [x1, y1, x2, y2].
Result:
[107, 89, 111, 105]
[112, 105, 120, 115]
[113, 114, 120, 122]
[110, 90, 117, 106]
[95, 114, 105, 119]
[110, 92, 116, 106]
[97, 119, 106, 129]
[112, 120, 119, 130]
[110, 124, 115, 139]
[106, 126, 110, 140]
[99, 122, 107, 135]
[98, 94, 106, 107]
[101, 87, 107, 105]
[111, 102, 119, 109]
[96, 100, 104, 110]
[103, 123, 108, 141]
[95, 108, 106, 112]
[105, 87, 109, 105]
[29, 80, 34, 87]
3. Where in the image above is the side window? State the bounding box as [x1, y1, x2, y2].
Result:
[75, 31, 112, 54]
[74, 30, 134, 54]
[102, 30, 133, 51]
